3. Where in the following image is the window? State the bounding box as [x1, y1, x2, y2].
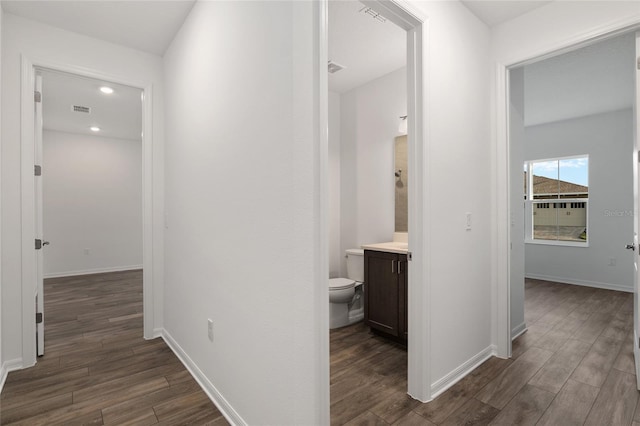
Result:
[525, 156, 588, 244]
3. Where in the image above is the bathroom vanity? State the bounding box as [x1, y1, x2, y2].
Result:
[361, 242, 408, 344]
[359, 135, 410, 344]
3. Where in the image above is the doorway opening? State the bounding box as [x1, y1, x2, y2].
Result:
[19, 58, 155, 368]
[322, 0, 429, 419]
[503, 34, 640, 414]
[508, 31, 636, 353]
[35, 68, 144, 357]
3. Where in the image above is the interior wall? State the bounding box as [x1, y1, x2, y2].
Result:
[328, 91, 341, 278]
[42, 130, 142, 277]
[339, 67, 405, 275]
[509, 67, 526, 338]
[162, 1, 325, 424]
[524, 109, 634, 291]
[412, 0, 493, 387]
[1, 13, 165, 365]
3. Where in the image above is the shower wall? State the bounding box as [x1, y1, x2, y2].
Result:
[394, 135, 408, 233]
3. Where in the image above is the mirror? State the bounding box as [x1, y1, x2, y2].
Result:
[395, 135, 408, 232]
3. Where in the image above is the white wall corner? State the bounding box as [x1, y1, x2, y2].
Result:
[511, 322, 527, 341]
[0, 358, 24, 393]
[161, 329, 246, 426]
[151, 328, 164, 340]
[430, 346, 495, 399]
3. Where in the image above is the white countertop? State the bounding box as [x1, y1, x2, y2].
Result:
[361, 241, 409, 254]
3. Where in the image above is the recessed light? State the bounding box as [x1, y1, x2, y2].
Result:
[99, 86, 114, 94]
[90, 126, 100, 132]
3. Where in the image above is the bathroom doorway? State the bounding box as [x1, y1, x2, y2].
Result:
[326, 0, 427, 419]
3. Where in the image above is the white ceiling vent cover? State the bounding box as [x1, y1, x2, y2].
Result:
[328, 61, 346, 74]
[359, 6, 387, 23]
[72, 105, 91, 114]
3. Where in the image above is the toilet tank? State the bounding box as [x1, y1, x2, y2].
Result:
[346, 249, 365, 282]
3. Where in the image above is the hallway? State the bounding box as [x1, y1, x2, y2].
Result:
[0, 270, 227, 425]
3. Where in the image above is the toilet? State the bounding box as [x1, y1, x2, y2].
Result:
[329, 248, 364, 329]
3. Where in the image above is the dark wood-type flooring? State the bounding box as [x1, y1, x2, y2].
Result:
[330, 279, 640, 425]
[0, 270, 228, 425]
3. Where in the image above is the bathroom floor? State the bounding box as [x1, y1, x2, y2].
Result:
[330, 279, 639, 425]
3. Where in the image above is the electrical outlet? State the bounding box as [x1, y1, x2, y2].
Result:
[83, 248, 90, 255]
[207, 319, 214, 342]
[465, 212, 472, 230]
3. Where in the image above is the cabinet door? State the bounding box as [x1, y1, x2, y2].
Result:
[398, 254, 408, 341]
[365, 251, 400, 337]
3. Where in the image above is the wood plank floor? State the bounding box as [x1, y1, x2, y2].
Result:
[330, 279, 639, 425]
[0, 270, 228, 426]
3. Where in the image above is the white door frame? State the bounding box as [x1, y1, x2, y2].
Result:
[319, 0, 432, 401]
[495, 19, 640, 358]
[19, 55, 155, 367]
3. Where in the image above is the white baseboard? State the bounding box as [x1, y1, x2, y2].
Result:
[512, 322, 527, 341]
[152, 328, 164, 339]
[44, 265, 143, 279]
[161, 329, 245, 426]
[0, 358, 24, 393]
[525, 273, 633, 293]
[430, 345, 495, 398]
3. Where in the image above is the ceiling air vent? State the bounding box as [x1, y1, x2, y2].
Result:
[328, 61, 346, 74]
[72, 105, 91, 114]
[359, 6, 387, 23]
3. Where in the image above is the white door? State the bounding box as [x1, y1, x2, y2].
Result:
[634, 31, 640, 390]
[34, 72, 46, 357]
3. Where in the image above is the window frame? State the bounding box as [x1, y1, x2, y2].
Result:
[524, 155, 589, 247]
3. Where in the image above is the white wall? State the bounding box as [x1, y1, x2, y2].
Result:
[339, 67, 406, 276]
[329, 91, 341, 278]
[411, 0, 493, 388]
[42, 130, 142, 277]
[163, 2, 325, 424]
[524, 109, 634, 291]
[1, 13, 164, 366]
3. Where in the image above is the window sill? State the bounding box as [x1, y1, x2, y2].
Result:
[525, 239, 589, 248]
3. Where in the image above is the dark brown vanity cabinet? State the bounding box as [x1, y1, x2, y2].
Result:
[364, 250, 408, 342]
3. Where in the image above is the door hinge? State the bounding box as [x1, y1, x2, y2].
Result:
[34, 165, 41, 176]
[35, 239, 42, 250]
[637, 57, 640, 70]
[36, 312, 43, 324]
[34, 91, 42, 103]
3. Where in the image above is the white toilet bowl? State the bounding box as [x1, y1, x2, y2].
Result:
[329, 249, 365, 329]
[329, 278, 356, 303]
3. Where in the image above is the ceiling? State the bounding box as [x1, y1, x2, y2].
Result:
[3, 0, 565, 133]
[328, 1, 406, 94]
[523, 32, 634, 127]
[461, 0, 553, 27]
[1, 0, 195, 56]
[327, 0, 554, 94]
[41, 69, 143, 141]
